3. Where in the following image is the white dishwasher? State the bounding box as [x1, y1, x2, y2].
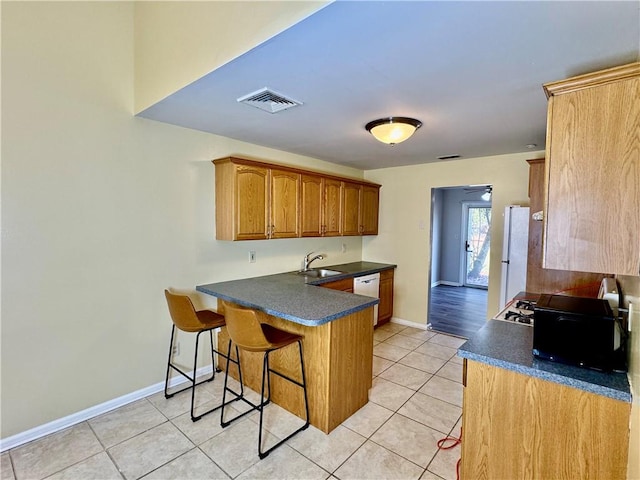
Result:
[353, 273, 380, 326]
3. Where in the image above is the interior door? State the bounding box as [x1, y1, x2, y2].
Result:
[463, 204, 492, 288]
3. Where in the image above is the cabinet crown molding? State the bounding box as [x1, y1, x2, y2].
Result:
[543, 61, 640, 98]
[213, 156, 381, 188]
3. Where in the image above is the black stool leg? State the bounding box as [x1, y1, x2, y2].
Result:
[220, 339, 240, 426]
[298, 340, 310, 428]
[221, 342, 267, 428]
[164, 325, 177, 398]
[257, 340, 309, 459]
[190, 330, 202, 421]
[258, 352, 270, 458]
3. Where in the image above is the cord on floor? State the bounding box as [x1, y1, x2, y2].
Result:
[437, 427, 461, 480]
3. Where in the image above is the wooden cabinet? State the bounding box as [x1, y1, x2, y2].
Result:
[542, 62, 640, 275]
[360, 185, 380, 235]
[321, 268, 394, 326]
[377, 269, 394, 326]
[270, 168, 300, 239]
[300, 175, 344, 237]
[342, 182, 361, 236]
[218, 162, 269, 240]
[300, 174, 323, 237]
[525, 158, 606, 296]
[322, 178, 343, 237]
[342, 183, 380, 236]
[214, 157, 380, 240]
[319, 277, 353, 293]
[214, 159, 299, 240]
[461, 359, 630, 480]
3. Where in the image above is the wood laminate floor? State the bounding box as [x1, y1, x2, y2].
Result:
[428, 285, 487, 338]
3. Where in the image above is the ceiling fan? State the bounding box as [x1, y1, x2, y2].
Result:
[464, 185, 492, 201]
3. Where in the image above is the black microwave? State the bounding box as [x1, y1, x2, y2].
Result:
[533, 294, 626, 372]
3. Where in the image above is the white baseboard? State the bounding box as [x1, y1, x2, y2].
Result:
[0, 365, 213, 453]
[436, 281, 463, 287]
[389, 316, 428, 330]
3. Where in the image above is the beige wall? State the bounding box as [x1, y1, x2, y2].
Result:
[617, 275, 640, 479]
[1, 1, 359, 439]
[363, 153, 537, 325]
[134, 1, 330, 113]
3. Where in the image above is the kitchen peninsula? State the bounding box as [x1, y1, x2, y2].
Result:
[197, 261, 395, 433]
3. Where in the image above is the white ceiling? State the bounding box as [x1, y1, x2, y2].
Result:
[138, 1, 640, 171]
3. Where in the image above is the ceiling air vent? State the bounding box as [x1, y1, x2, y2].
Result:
[237, 87, 302, 114]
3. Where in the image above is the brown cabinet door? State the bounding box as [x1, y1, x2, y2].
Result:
[461, 360, 630, 480]
[342, 182, 361, 236]
[320, 277, 353, 292]
[300, 174, 323, 237]
[270, 168, 300, 239]
[377, 269, 394, 325]
[526, 159, 605, 296]
[322, 178, 342, 236]
[544, 68, 640, 275]
[235, 165, 269, 240]
[361, 185, 380, 235]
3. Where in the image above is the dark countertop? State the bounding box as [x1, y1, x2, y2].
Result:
[197, 261, 396, 327]
[458, 319, 631, 402]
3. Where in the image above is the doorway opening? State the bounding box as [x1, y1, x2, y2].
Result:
[427, 186, 492, 338]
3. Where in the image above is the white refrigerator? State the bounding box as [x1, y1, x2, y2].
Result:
[499, 206, 530, 308]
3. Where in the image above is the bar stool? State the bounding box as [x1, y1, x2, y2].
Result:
[163, 289, 243, 421]
[220, 302, 310, 459]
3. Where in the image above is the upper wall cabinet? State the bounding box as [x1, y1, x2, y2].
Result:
[342, 182, 380, 236]
[526, 159, 606, 295]
[300, 174, 342, 237]
[542, 62, 640, 275]
[342, 182, 362, 236]
[214, 157, 380, 241]
[214, 159, 299, 240]
[300, 174, 324, 237]
[270, 168, 301, 239]
[361, 184, 380, 235]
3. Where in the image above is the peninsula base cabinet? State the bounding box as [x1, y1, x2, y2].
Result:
[217, 302, 374, 434]
[460, 360, 630, 480]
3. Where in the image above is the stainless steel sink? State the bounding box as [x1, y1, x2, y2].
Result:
[298, 268, 343, 278]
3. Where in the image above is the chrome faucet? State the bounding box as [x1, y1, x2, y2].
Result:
[302, 252, 324, 272]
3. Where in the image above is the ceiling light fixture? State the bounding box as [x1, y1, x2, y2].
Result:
[481, 187, 492, 201]
[365, 117, 422, 145]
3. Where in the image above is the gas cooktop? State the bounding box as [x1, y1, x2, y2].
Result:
[494, 298, 537, 326]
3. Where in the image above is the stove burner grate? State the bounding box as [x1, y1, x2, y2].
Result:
[504, 311, 534, 325]
[515, 300, 536, 311]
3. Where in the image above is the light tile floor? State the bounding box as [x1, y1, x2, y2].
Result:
[2, 324, 466, 480]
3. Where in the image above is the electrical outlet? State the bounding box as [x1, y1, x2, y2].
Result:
[249, 251, 256, 263]
[172, 342, 180, 356]
[342, 243, 347, 253]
